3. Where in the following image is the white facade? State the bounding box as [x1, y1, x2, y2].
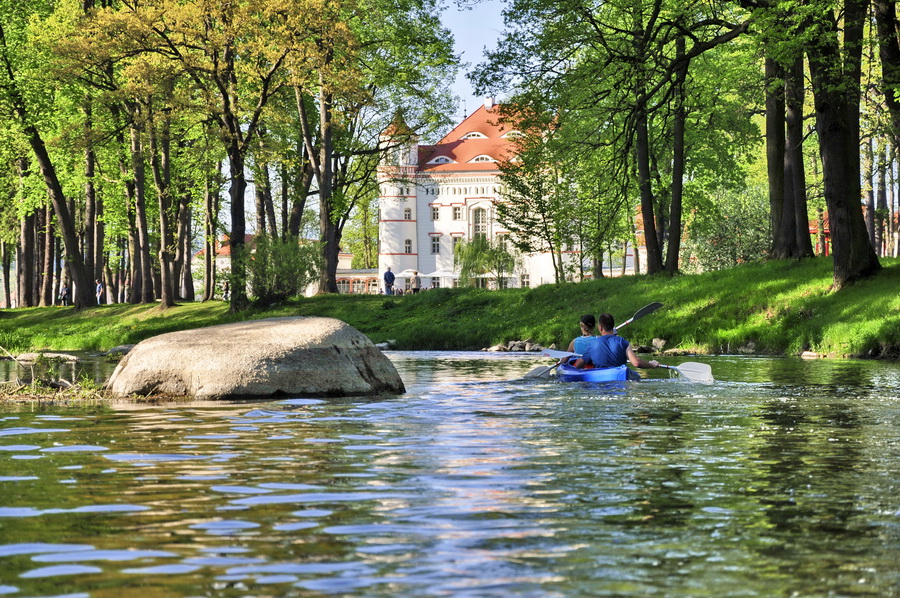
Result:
[377, 101, 575, 291]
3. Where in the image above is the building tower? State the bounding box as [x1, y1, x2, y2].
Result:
[378, 111, 419, 285]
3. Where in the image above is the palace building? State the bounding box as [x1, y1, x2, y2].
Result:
[377, 98, 576, 291]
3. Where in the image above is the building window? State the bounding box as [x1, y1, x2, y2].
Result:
[404, 239, 412, 253]
[453, 237, 461, 252]
[337, 280, 350, 294]
[453, 206, 462, 220]
[473, 207, 487, 238]
[520, 274, 530, 288]
[431, 237, 440, 254]
[403, 208, 412, 220]
[432, 206, 439, 221]
[432, 278, 441, 289]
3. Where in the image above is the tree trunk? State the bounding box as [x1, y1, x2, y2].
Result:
[1, 242, 11, 308]
[635, 96, 664, 274]
[39, 206, 55, 307]
[806, 0, 881, 287]
[18, 210, 34, 308]
[766, 57, 787, 256]
[203, 171, 218, 302]
[149, 107, 175, 309]
[664, 38, 688, 274]
[130, 122, 155, 303]
[864, 137, 876, 247]
[785, 56, 815, 258]
[83, 100, 96, 284]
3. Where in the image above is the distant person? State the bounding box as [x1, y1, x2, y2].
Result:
[573, 312, 659, 370]
[383, 267, 395, 295]
[59, 284, 70, 306]
[411, 271, 421, 294]
[559, 314, 596, 365]
[95, 279, 103, 305]
[223, 281, 230, 300]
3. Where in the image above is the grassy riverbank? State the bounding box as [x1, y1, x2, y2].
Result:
[2, 256, 899, 359]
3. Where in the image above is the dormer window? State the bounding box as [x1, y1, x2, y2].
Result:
[470, 155, 494, 163]
[428, 156, 453, 164]
[501, 130, 524, 138]
[461, 132, 488, 139]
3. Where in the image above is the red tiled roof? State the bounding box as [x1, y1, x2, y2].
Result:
[418, 105, 516, 173]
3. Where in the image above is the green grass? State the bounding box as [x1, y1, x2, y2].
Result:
[2, 256, 899, 359]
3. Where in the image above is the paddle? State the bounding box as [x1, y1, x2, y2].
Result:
[615, 302, 664, 332]
[660, 362, 714, 383]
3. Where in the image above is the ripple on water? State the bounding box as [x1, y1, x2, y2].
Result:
[19, 565, 102, 578]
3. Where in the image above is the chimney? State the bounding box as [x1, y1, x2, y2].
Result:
[484, 97, 495, 109]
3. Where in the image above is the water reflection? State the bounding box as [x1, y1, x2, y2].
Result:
[0, 353, 898, 596]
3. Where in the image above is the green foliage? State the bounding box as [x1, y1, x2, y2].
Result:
[453, 235, 521, 288]
[682, 185, 772, 272]
[244, 236, 320, 305]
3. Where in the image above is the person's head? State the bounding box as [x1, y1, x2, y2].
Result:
[387, 266, 391, 271]
[597, 313, 615, 333]
[579, 314, 596, 333]
[414, 270, 418, 275]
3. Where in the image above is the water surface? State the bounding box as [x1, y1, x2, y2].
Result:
[0, 353, 898, 596]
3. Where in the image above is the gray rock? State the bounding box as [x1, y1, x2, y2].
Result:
[106, 316, 405, 399]
[487, 344, 506, 352]
[652, 338, 667, 351]
[16, 352, 80, 363]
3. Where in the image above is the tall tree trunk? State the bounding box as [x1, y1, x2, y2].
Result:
[149, 105, 175, 309]
[786, 56, 815, 258]
[635, 96, 664, 274]
[805, 0, 881, 287]
[203, 170, 218, 302]
[1, 242, 11, 308]
[39, 206, 55, 307]
[175, 188, 194, 301]
[766, 57, 787, 256]
[864, 137, 876, 246]
[83, 100, 96, 284]
[876, 142, 888, 256]
[664, 38, 688, 274]
[18, 210, 34, 308]
[130, 122, 155, 303]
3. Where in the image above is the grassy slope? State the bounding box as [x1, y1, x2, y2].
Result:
[2, 257, 898, 358]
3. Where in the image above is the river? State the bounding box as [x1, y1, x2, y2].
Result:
[0, 352, 898, 596]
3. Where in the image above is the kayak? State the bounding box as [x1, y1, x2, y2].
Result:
[555, 363, 641, 382]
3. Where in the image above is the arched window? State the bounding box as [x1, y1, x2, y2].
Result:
[337, 279, 350, 294]
[473, 208, 487, 238]
[404, 239, 412, 253]
[403, 208, 412, 220]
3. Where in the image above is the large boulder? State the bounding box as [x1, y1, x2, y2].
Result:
[106, 317, 405, 399]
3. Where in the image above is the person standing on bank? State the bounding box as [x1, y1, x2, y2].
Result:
[573, 312, 659, 370]
[95, 279, 104, 305]
[59, 284, 70, 306]
[411, 271, 421, 294]
[383, 267, 395, 295]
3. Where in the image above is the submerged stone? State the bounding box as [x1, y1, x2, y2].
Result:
[105, 317, 405, 400]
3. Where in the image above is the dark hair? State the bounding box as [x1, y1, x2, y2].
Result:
[598, 313, 615, 331]
[580, 314, 596, 328]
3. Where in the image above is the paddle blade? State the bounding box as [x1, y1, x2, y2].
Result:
[524, 365, 554, 378]
[675, 362, 714, 383]
[615, 302, 664, 330]
[540, 348, 579, 359]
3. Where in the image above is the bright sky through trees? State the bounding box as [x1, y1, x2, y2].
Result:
[440, 0, 504, 121]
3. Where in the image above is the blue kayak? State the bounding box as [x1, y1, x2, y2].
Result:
[556, 364, 641, 382]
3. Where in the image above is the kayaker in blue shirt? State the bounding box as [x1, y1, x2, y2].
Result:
[573, 312, 659, 370]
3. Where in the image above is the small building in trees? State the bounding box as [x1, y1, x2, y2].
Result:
[377, 99, 585, 291]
